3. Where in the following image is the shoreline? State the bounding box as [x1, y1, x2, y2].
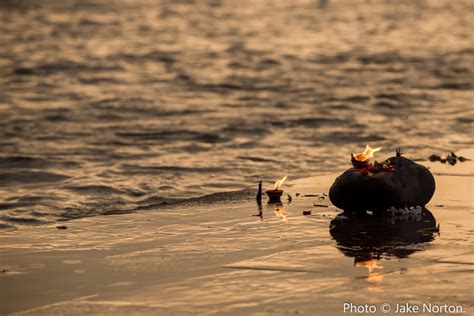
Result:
[1, 152, 473, 315]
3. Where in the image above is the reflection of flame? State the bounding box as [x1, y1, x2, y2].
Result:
[274, 176, 288, 190]
[273, 205, 287, 223]
[353, 145, 382, 162]
[356, 259, 384, 292]
[355, 259, 383, 273]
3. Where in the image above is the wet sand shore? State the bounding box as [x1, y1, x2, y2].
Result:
[0, 153, 472, 315]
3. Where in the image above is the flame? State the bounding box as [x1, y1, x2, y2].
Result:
[274, 176, 288, 190]
[353, 145, 382, 162]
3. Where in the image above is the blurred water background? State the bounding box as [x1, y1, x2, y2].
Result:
[0, 0, 472, 228]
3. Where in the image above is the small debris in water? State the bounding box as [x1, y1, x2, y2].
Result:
[287, 194, 292, 202]
[418, 224, 440, 233]
[56, 225, 68, 230]
[428, 152, 470, 165]
[303, 210, 312, 216]
[313, 204, 328, 208]
[256, 180, 262, 205]
[295, 193, 300, 197]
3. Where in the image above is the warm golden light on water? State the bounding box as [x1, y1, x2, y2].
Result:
[355, 258, 383, 273]
[356, 259, 384, 292]
[273, 204, 288, 223]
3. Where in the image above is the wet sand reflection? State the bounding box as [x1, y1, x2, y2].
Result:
[330, 208, 437, 291]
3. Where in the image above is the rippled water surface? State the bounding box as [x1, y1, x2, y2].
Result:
[0, 0, 473, 228]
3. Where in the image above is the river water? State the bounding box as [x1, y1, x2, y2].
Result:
[0, 0, 472, 228]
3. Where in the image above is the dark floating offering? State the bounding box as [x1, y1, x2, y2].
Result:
[329, 146, 435, 214]
[266, 176, 287, 203]
[428, 151, 470, 165]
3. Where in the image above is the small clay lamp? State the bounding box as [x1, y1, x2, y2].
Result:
[266, 176, 288, 203]
[351, 144, 381, 168]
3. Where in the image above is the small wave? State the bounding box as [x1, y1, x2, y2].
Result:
[0, 202, 32, 210]
[63, 185, 130, 196]
[0, 171, 70, 186]
[342, 95, 371, 103]
[265, 117, 346, 128]
[0, 222, 15, 230]
[135, 188, 255, 211]
[358, 51, 423, 65]
[0, 215, 49, 225]
[116, 130, 227, 143]
[320, 132, 386, 144]
[112, 50, 176, 64]
[435, 82, 472, 90]
[13, 60, 122, 76]
[120, 164, 225, 174]
[237, 156, 278, 163]
[0, 156, 49, 169]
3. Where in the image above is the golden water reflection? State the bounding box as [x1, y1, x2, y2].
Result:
[271, 203, 287, 223]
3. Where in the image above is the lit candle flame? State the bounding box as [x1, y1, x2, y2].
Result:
[353, 145, 382, 162]
[274, 175, 288, 190]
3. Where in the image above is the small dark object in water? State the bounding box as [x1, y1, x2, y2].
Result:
[428, 152, 470, 165]
[446, 152, 457, 165]
[313, 204, 328, 208]
[56, 225, 68, 230]
[287, 194, 292, 202]
[303, 210, 312, 216]
[428, 154, 443, 162]
[256, 181, 262, 205]
[266, 190, 283, 203]
[329, 149, 435, 213]
[418, 223, 440, 234]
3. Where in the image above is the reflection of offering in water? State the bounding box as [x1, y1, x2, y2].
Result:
[330, 209, 438, 292]
[271, 203, 287, 223]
